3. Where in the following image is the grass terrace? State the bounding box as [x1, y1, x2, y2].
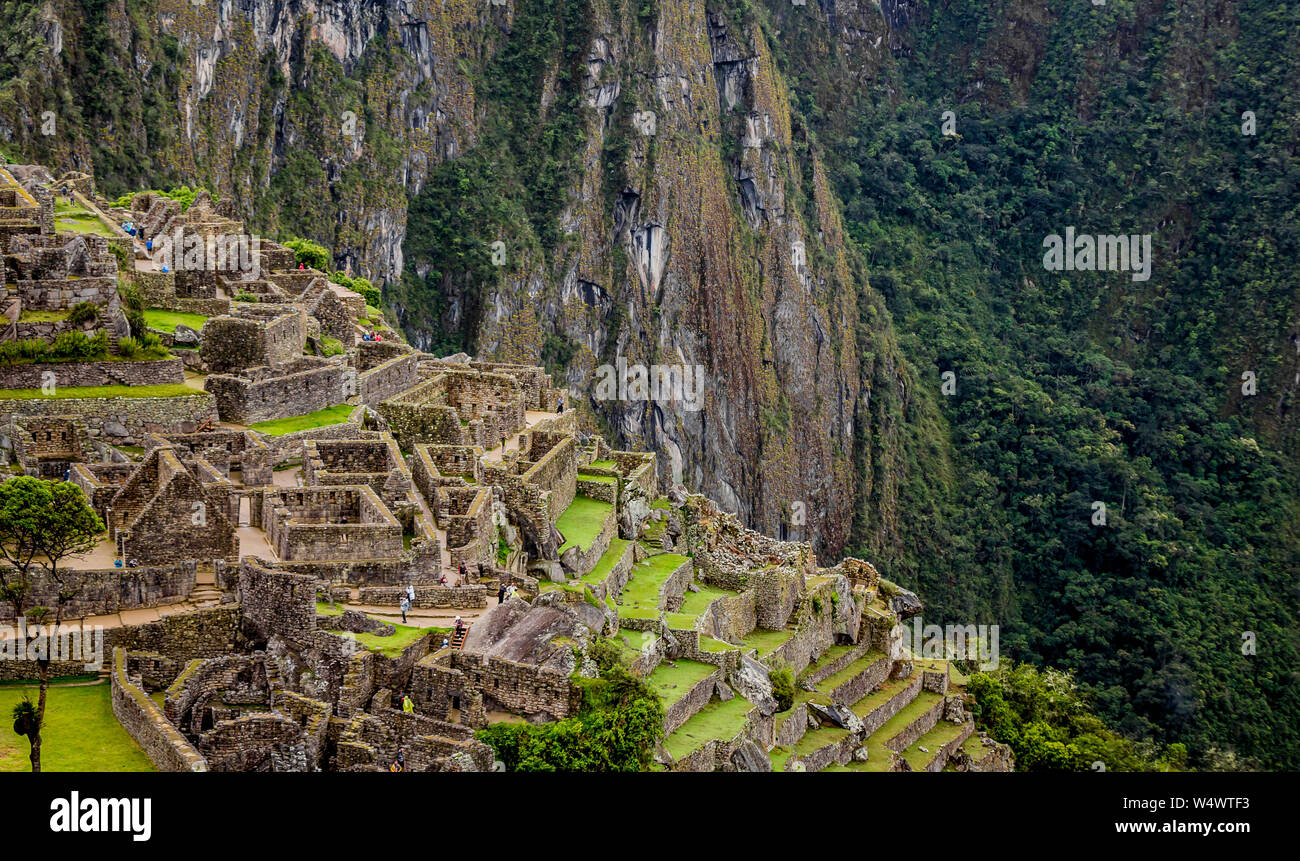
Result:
[342, 623, 443, 658]
[900, 720, 969, 771]
[741, 626, 795, 658]
[17, 308, 69, 322]
[618, 552, 688, 619]
[579, 538, 630, 586]
[677, 584, 735, 618]
[576, 472, 616, 484]
[646, 659, 716, 709]
[0, 383, 197, 400]
[144, 309, 209, 333]
[54, 200, 118, 238]
[815, 649, 888, 695]
[0, 682, 154, 772]
[249, 404, 353, 435]
[555, 494, 613, 553]
[662, 695, 753, 761]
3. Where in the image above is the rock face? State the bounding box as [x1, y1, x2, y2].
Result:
[5, 0, 927, 563]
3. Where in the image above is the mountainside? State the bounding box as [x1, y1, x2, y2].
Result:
[3, 0, 1298, 768]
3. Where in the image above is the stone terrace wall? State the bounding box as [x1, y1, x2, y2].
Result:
[356, 352, 420, 406]
[205, 361, 354, 425]
[200, 310, 304, 374]
[4, 392, 217, 446]
[109, 605, 242, 662]
[0, 562, 196, 623]
[359, 584, 487, 609]
[0, 358, 184, 390]
[111, 648, 208, 772]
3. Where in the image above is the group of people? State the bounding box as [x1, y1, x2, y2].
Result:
[496, 582, 518, 603]
[361, 330, 384, 341]
[398, 583, 416, 623]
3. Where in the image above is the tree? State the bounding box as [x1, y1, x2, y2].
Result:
[0, 477, 105, 772]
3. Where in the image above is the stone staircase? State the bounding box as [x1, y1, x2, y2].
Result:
[186, 567, 223, 609]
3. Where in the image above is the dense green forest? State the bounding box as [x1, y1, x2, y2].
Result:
[762, 0, 1300, 768]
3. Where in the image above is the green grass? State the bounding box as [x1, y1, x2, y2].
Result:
[741, 627, 795, 657]
[554, 494, 613, 553]
[677, 584, 735, 618]
[646, 659, 716, 708]
[55, 205, 118, 238]
[315, 602, 343, 616]
[0, 383, 198, 400]
[17, 309, 69, 322]
[579, 538, 630, 586]
[815, 650, 888, 695]
[249, 404, 353, 435]
[850, 675, 913, 718]
[664, 612, 697, 631]
[588, 459, 616, 469]
[960, 731, 994, 762]
[900, 720, 969, 771]
[698, 635, 738, 653]
[576, 472, 616, 484]
[343, 623, 444, 658]
[144, 309, 208, 334]
[0, 682, 155, 772]
[663, 695, 753, 760]
[617, 553, 688, 618]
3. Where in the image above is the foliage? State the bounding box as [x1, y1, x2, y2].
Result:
[111, 185, 215, 211]
[0, 331, 110, 365]
[329, 271, 380, 307]
[769, 665, 795, 713]
[766, 0, 1300, 768]
[283, 236, 331, 271]
[966, 663, 1195, 772]
[477, 646, 664, 771]
[65, 302, 98, 327]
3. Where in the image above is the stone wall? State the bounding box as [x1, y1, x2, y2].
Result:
[358, 584, 487, 609]
[0, 357, 184, 390]
[3, 392, 218, 446]
[263, 485, 403, 562]
[199, 310, 304, 374]
[238, 557, 316, 648]
[356, 352, 420, 406]
[205, 360, 354, 425]
[412, 651, 582, 720]
[110, 648, 208, 772]
[0, 561, 196, 623]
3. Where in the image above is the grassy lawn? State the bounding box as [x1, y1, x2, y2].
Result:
[0, 682, 155, 772]
[663, 695, 753, 760]
[249, 404, 354, 435]
[0, 383, 198, 400]
[554, 494, 613, 553]
[54, 202, 118, 238]
[144, 308, 209, 333]
[576, 472, 617, 484]
[646, 659, 716, 709]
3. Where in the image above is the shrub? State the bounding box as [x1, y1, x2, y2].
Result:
[117, 280, 146, 337]
[50, 330, 108, 361]
[769, 665, 795, 713]
[284, 237, 331, 271]
[233, 290, 259, 303]
[66, 302, 98, 327]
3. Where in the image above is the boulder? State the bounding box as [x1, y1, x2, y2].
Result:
[104, 421, 128, 437]
[730, 740, 772, 773]
[808, 701, 864, 734]
[619, 495, 650, 540]
[728, 654, 778, 715]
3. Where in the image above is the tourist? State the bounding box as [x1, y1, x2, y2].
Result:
[454, 615, 464, 637]
[557, 394, 564, 413]
[406, 583, 416, 605]
[458, 563, 466, 582]
[401, 693, 414, 714]
[399, 595, 410, 624]
[498, 583, 506, 604]
[441, 636, 450, 650]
